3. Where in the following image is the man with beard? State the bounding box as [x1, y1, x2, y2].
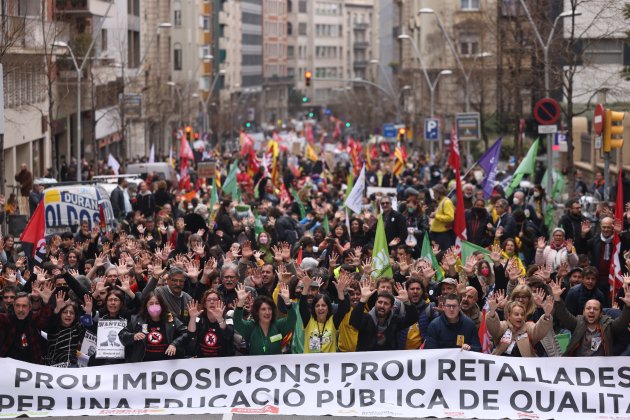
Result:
[459, 286, 480, 329]
[398, 278, 439, 349]
[0, 287, 53, 364]
[564, 266, 607, 316]
[350, 279, 418, 351]
[559, 199, 586, 248]
[424, 293, 481, 351]
[141, 266, 193, 322]
[552, 281, 630, 356]
[461, 183, 475, 209]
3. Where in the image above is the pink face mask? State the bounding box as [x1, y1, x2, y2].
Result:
[147, 304, 162, 317]
[480, 268, 490, 277]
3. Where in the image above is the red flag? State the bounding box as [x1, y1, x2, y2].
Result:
[305, 123, 315, 144]
[20, 200, 46, 256]
[450, 126, 467, 249]
[333, 121, 341, 140]
[296, 247, 303, 267]
[609, 170, 624, 302]
[179, 133, 194, 160]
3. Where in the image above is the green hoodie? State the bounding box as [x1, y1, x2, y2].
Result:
[233, 304, 297, 355]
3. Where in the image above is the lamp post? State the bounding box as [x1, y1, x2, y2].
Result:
[515, 3, 581, 196]
[201, 69, 226, 136]
[429, 70, 453, 118]
[369, 59, 397, 99]
[53, 41, 82, 182]
[167, 82, 184, 129]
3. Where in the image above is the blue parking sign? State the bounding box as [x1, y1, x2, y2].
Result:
[424, 118, 440, 141]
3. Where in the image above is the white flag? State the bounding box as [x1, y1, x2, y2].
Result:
[108, 154, 120, 175]
[343, 165, 365, 214]
[149, 144, 155, 163]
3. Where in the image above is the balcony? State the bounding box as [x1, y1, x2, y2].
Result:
[54, 0, 111, 17]
[353, 60, 368, 69]
[353, 41, 369, 50]
[354, 22, 369, 30]
[219, 11, 229, 25]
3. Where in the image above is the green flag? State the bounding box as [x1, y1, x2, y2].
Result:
[505, 138, 540, 196]
[291, 187, 306, 219]
[222, 160, 239, 200]
[209, 177, 219, 223]
[420, 232, 443, 281]
[371, 214, 393, 278]
[345, 172, 354, 202]
[461, 240, 492, 265]
[253, 213, 265, 235]
[322, 214, 330, 234]
[541, 169, 566, 228]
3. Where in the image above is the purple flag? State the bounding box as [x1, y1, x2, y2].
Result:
[479, 137, 502, 199]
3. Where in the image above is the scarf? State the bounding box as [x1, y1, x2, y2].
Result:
[549, 240, 565, 251]
[601, 234, 613, 260]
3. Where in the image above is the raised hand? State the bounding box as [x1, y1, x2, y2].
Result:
[329, 251, 339, 267]
[542, 295, 554, 316]
[250, 267, 263, 288]
[137, 224, 146, 235]
[488, 291, 499, 312]
[463, 255, 476, 275]
[536, 236, 547, 250]
[432, 243, 440, 256]
[388, 237, 401, 247]
[193, 243, 205, 257]
[489, 243, 502, 264]
[55, 291, 70, 312]
[68, 268, 80, 278]
[253, 250, 264, 260]
[241, 241, 253, 259]
[550, 278, 565, 301]
[271, 245, 283, 263]
[581, 220, 591, 236]
[279, 283, 291, 304]
[565, 238, 574, 252]
[276, 264, 292, 283]
[281, 242, 291, 261]
[619, 284, 630, 307]
[15, 256, 26, 269]
[236, 284, 250, 306]
[494, 289, 507, 309]
[359, 278, 376, 302]
[184, 259, 201, 279]
[38, 281, 54, 304]
[187, 300, 202, 319]
[495, 226, 504, 239]
[394, 282, 409, 303]
[82, 294, 93, 314]
[116, 275, 132, 294]
[533, 288, 546, 307]
[91, 226, 101, 240]
[208, 300, 226, 321]
[456, 274, 468, 295]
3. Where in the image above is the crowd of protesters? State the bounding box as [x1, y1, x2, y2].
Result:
[1, 144, 630, 368]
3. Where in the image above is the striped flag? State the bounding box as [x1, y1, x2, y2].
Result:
[393, 144, 406, 176]
[478, 299, 493, 354]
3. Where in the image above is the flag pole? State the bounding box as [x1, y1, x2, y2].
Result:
[447, 158, 479, 198]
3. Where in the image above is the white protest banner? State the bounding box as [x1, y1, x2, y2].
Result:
[0, 350, 628, 418]
[95, 320, 125, 359]
[344, 165, 365, 214]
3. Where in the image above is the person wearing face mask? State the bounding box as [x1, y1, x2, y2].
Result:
[465, 198, 493, 248]
[119, 292, 189, 362]
[402, 196, 429, 253]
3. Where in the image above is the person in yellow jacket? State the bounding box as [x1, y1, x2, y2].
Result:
[299, 274, 350, 353]
[429, 184, 455, 250]
[337, 279, 362, 352]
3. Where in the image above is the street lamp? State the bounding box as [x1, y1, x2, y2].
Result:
[53, 41, 82, 182]
[369, 59, 396, 98]
[429, 70, 453, 118]
[515, 3, 581, 195]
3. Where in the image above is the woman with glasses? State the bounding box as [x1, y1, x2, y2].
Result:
[43, 292, 93, 367]
[186, 289, 234, 357]
[486, 292, 554, 357]
[119, 291, 188, 362]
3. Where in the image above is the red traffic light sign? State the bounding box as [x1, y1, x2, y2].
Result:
[533, 98, 561, 125]
[593, 103, 605, 135]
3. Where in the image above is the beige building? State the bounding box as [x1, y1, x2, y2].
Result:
[262, 0, 290, 127]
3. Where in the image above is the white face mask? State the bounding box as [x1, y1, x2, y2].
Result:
[533, 192, 540, 198]
[513, 198, 520, 205]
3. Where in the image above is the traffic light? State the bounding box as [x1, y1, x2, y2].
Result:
[194, 132, 199, 140]
[245, 122, 252, 129]
[308, 112, 314, 118]
[397, 127, 406, 142]
[304, 71, 312, 87]
[302, 96, 309, 103]
[345, 122, 351, 128]
[185, 126, 192, 141]
[603, 109, 625, 152]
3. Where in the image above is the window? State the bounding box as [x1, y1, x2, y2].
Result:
[201, 16, 210, 30]
[287, 22, 292, 35]
[299, 0, 307, 13]
[101, 29, 107, 51]
[200, 45, 211, 59]
[459, 33, 480, 56]
[298, 22, 307, 36]
[174, 10, 182, 27]
[583, 39, 623, 65]
[460, 0, 480, 10]
[174, 46, 182, 70]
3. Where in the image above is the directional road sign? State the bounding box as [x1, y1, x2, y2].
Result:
[455, 112, 480, 141]
[424, 118, 440, 141]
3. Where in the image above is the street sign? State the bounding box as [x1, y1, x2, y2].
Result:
[593, 103, 605, 135]
[424, 118, 440, 141]
[382, 124, 397, 138]
[538, 125, 558, 134]
[455, 112, 480, 141]
[595, 134, 602, 150]
[533, 98, 561, 125]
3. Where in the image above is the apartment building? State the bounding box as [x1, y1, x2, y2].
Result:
[262, 0, 290, 127]
[1, 0, 51, 189]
